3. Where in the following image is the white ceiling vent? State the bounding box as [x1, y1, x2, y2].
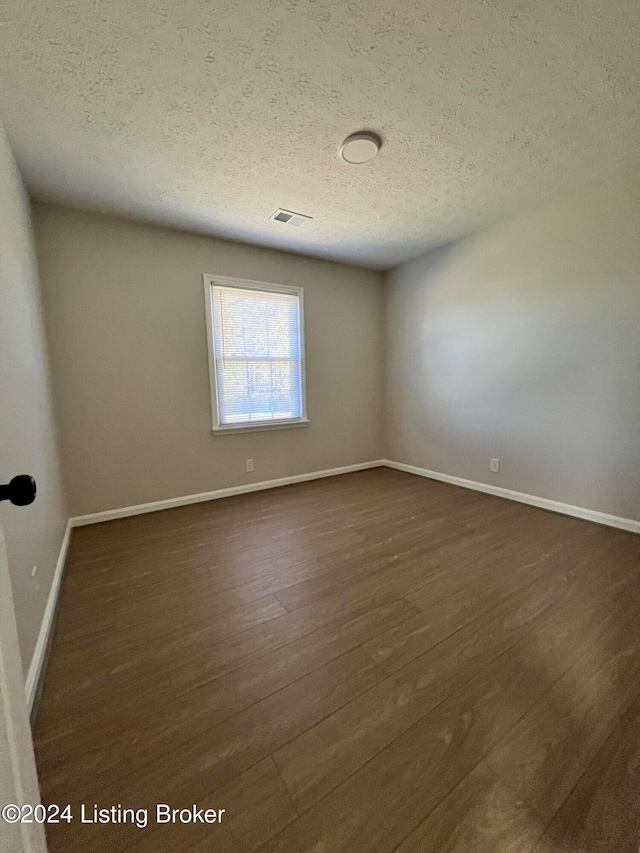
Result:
[270, 208, 312, 227]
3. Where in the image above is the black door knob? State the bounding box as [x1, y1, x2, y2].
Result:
[0, 475, 37, 506]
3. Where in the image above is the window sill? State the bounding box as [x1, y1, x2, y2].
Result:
[212, 419, 310, 436]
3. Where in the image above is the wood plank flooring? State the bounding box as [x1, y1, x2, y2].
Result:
[34, 468, 640, 852]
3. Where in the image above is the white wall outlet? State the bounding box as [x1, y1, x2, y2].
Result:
[245, 459, 254, 473]
[490, 458, 500, 473]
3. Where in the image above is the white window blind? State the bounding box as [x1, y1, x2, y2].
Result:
[208, 281, 305, 428]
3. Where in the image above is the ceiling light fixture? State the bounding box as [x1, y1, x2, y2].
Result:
[340, 131, 382, 164]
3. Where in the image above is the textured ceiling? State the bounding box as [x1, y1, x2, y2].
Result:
[1, 0, 639, 269]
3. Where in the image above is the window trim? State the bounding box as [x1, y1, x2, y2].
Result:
[203, 274, 309, 435]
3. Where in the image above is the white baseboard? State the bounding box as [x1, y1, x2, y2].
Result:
[69, 461, 386, 527]
[383, 460, 640, 535]
[68, 457, 640, 533]
[26, 520, 72, 713]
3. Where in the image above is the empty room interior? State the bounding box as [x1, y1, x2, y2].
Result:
[1, 0, 640, 851]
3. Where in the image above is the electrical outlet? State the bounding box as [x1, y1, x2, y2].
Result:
[245, 459, 254, 473]
[490, 458, 500, 473]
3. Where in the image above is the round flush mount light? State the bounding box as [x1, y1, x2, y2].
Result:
[340, 131, 382, 164]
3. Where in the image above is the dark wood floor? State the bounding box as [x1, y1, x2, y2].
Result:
[34, 468, 640, 852]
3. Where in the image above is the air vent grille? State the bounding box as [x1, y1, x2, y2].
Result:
[270, 209, 312, 227]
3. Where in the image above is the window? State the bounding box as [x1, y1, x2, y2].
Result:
[204, 275, 308, 433]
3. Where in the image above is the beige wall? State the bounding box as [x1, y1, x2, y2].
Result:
[34, 204, 384, 516]
[0, 127, 68, 676]
[384, 162, 640, 521]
